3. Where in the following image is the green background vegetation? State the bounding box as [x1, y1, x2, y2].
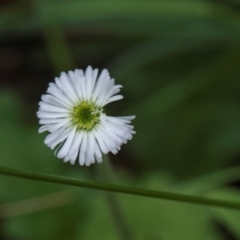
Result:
[1, 0, 240, 239]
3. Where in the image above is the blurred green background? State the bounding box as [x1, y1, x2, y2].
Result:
[1, 0, 240, 239]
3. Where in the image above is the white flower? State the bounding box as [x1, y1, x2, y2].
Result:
[37, 66, 135, 166]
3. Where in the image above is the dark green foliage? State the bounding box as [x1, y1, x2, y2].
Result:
[1, 0, 240, 239]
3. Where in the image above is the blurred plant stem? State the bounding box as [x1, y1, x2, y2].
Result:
[0, 190, 73, 219]
[43, 22, 74, 73]
[175, 166, 240, 194]
[1, 166, 240, 211]
[18, 0, 75, 73]
[96, 156, 134, 240]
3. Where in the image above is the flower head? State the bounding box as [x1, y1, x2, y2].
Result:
[37, 66, 135, 166]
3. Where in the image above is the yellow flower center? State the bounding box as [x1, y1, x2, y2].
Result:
[71, 102, 102, 131]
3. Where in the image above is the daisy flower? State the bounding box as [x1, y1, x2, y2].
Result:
[37, 66, 135, 166]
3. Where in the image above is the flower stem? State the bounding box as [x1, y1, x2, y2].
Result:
[42, 21, 75, 73]
[0, 191, 72, 219]
[96, 156, 134, 240]
[0, 166, 240, 211]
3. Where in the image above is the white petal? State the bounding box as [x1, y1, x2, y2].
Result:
[57, 127, 76, 159]
[69, 132, 84, 164]
[47, 84, 73, 106]
[107, 115, 135, 124]
[96, 80, 114, 106]
[79, 132, 87, 166]
[92, 68, 98, 88]
[85, 66, 93, 99]
[73, 69, 83, 99]
[92, 69, 109, 101]
[118, 116, 136, 120]
[96, 126, 117, 154]
[100, 84, 122, 106]
[49, 118, 71, 132]
[39, 102, 69, 113]
[39, 118, 62, 124]
[103, 95, 123, 106]
[94, 137, 102, 159]
[112, 85, 122, 95]
[86, 132, 95, 164]
[58, 73, 79, 102]
[80, 76, 87, 100]
[37, 111, 69, 119]
[93, 129, 108, 154]
[96, 157, 102, 163]
[68, 70, 82, 99]
[38, 125, 49, 133]
[44, 128, 71, 149]
[41, 94, 69, 108]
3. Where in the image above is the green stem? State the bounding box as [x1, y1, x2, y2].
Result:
[0, 166, 240, 211]
[0, 190, 72, 218]
[42, 21, 75, 73]
[175, 165, 240, 194]
[97, 157, 134, 240]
